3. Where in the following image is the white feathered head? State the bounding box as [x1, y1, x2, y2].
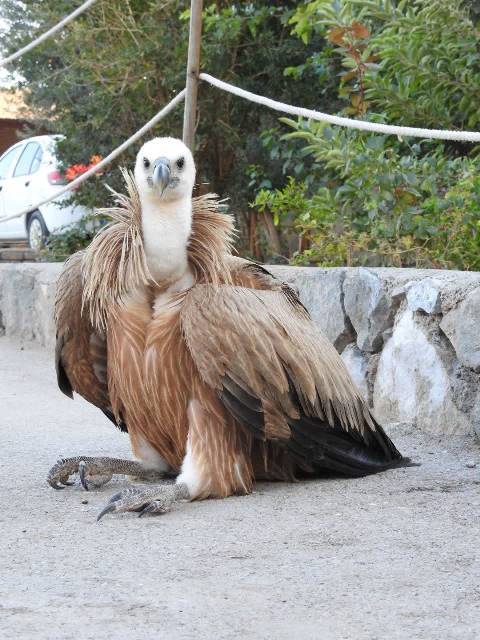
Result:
[134, 137, 195, 203]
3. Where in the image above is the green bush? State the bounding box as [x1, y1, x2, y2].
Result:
[40, 215, 102, 262]
[254, 125, 480, 268]
[289, 0, 480, 128]
[251, 0, 480, 270]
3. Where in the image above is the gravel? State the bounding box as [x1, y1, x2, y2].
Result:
[1, 337, 479, 640]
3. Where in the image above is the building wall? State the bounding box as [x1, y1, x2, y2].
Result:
[0, 118, 26, 155]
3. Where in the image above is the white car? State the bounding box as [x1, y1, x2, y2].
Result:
[0, 134, 90, 250]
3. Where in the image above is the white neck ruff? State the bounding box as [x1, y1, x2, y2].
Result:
[140, 194, 192, 284]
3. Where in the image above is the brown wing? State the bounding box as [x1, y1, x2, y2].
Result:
[55, 251, 126, 431]
[226, 255, 292, 290]
[181, 283, 403, 477]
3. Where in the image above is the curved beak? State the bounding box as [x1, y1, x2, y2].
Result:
[152, 157, 171, 195]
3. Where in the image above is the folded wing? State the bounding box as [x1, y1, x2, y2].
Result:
[181, 281, 403, 477]
[55, 251, 126, 431]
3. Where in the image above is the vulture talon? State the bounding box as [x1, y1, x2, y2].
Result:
[106, 491, 123, 503]
[78, 460, 113, 491]
[47, 457, 81, 490]
[138, 501, 161, 518]
[96, 490, 128, 521]
[97, 483, 190, 521]
[78, 461, 88, 491]
[46, 456, 170, 492]
[137, 499, 171, 517]
[96, 503, 117, 522]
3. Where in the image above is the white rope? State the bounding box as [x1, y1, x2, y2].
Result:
[3, 68, 478, 226]
[200, 73, 480, 143]
[0, 0, 99, 68]
[0, 89, 186, 224]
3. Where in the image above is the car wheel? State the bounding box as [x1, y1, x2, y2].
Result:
[27, 212, 48, 250]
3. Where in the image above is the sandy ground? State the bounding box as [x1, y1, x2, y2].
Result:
[0, 336, 479, 640]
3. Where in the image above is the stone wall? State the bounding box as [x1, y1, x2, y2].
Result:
[268, 266, 480, 439]
[0, 262, 62, 349]
[1, 261, 479, 438]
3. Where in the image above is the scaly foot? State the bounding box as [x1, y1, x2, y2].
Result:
[47, 456, 172, 491]
[97, 483, 190, 520]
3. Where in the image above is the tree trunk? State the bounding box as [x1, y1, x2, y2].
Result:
[262, 209, 282, 256]
[249, 210, 261, 259]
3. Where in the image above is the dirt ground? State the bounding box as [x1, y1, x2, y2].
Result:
[0, 336, 479, 640]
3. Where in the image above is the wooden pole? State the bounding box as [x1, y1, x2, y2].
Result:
[182, 0, 203, 151]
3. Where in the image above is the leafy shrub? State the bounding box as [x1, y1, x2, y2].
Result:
[251, 0, 480, 270]
[254, 122, 480, 269]
[40, 214, 102, 262]
[289, 0, 480, 129]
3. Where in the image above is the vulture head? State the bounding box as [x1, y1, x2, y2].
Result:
[134, 137, 195, 204]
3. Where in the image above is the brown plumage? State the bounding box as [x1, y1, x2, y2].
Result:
[51, 138, 407, 518]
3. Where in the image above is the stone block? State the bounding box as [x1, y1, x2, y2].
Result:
[267, 266, 354, 352]
[343, 268, 397, 353]
[440, 286, 480, 372]
[0, 262, 63, 350]
[374, 311, 471, 435]
[406, 278, 442, 314]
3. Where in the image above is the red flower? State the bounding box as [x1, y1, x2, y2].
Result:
[65, 155, 104, 181]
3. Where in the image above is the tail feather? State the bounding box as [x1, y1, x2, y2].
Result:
[288, 413, 409, 477]
[217, 373, 414, 478]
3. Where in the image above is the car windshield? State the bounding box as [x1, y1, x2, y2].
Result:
[13, 143, 40, 177]
[0, 147, 19, 180]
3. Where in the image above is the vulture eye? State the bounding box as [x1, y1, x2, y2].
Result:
[143, 157, 150, 169]
[176, 157, 185, 170]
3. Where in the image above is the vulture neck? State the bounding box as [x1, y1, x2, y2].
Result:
[140, 193, 193, 285]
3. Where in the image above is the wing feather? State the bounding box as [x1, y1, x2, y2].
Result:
[181, 282, 404, 476]
[55, 250, 126, 432]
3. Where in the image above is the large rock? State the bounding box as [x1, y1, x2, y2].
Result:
[343, 268, 397, 353]
[374, 311, 471, 435]
[267, 266, 354, 351]
[406, 278, 442, 314]
[440, 286, 480, 372]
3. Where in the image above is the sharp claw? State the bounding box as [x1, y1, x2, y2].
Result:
[97, 503, 117, 522]
[97, 491, 124, 521]
[138, 500, 169, 517]
[97, 488, 174, 520]
[47, 476, 75, 489]
[78, 461, 89, 491]
[138, 504, 155, 518]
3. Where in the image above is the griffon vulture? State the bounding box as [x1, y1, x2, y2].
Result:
[48, 137, 409, 520]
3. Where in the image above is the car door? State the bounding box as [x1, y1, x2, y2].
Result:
[0, 144, 23, 239]
[4, 141, 42, 237]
